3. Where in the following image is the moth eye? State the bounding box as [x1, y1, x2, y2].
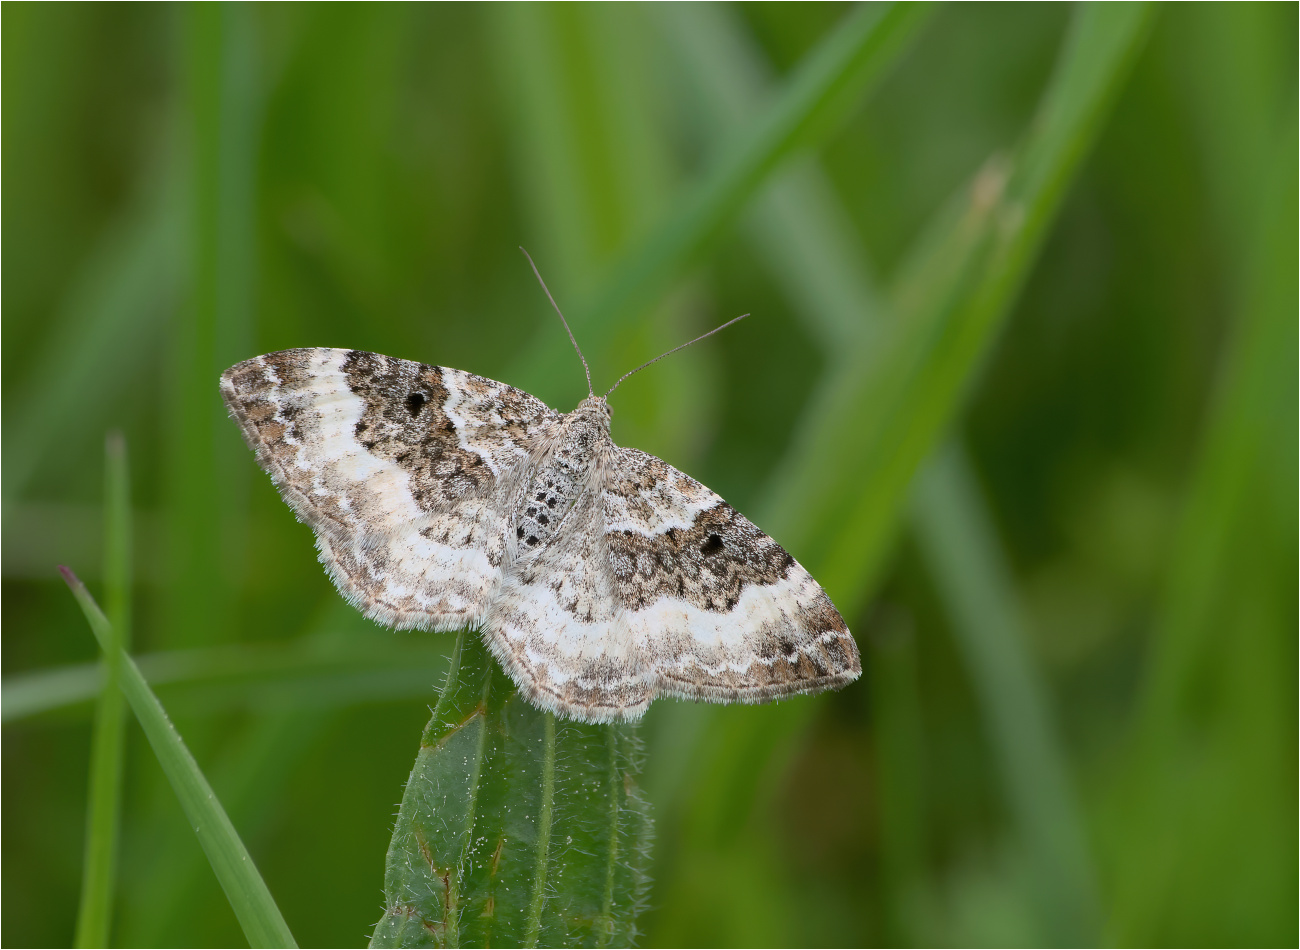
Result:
[702, 534, 724, 555]
[405, 392, 427, 416]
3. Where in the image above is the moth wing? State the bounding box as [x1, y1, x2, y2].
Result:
[220, 348, 559, 631]
[602, 447, 860, 706]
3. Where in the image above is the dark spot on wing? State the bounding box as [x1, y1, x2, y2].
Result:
[607, 502, 800, 614]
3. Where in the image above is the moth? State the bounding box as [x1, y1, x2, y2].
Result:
[220, 255, 859, 722]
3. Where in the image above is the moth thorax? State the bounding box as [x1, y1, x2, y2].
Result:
[514, 422, 601, 554]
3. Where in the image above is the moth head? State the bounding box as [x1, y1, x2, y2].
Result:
[574, 395, 612, 422]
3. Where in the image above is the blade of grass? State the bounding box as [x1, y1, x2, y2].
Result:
[166, 1, 259, 650]
[766, 3, 1156, 608]
[1110, 148, 1297, 947]
[1, 156, 185, 499]
[657, 3, 882, 355]
[1105, 11, 1298, 938]
[670, 0, 1152, 914]
[1, 628, 451, 723]
[128, 708, 336, 947]
[120, 604, 423, 947]
[664, 9, 1104, 943]
[508, 1, 932, 394]
[74, 433, 133, 947]
[913, 444, 1098, 943]
[1135, 13, 1293, 755]
[489, 4, 706, 456]
[60, 567, 297, 949]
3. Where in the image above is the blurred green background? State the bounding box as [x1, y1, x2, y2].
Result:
[3, 3, 1295, 947]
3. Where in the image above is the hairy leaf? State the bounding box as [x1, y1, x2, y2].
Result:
[371, 631, 651, 949]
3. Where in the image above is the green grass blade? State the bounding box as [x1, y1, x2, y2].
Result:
[767, 3, 1156, 609]
[863, 611, 927, 945]
[1, 161, 185, 500]
[1105, 13, 1298, 938]
[370, 631, 652, 948]
[667, 3, 1151, 928]
[913, 444, 1099, 943]
[1, 630, 451, 723]
[166, 1, 260, 650]
[60, 567, 297, 949]
[1112, 158, 1297, 948]
[664, 6, 1103, 942]
[74, 433, 133, 947]
[489, 4, 708, 455]
[658, 2, 883, 356]
[509, 2, 933, 393]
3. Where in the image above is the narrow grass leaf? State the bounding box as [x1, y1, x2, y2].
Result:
[74, 433, 133, 947]
[166, 1, 260, 650]
[768, 3, 1156, 609]
[370, 631, 651, 949]
[913, 445, 1099, 943]
[666, 6, 1103, 942]
[60, 567, 297, 949]
[1107, 39, 1298, 939]
[2, 162, 185, 499]
[673, 0, 1153, 909]
[510, 2, 933, 392]
[1, 631, 451, 723]
[489, 4, 707, 458]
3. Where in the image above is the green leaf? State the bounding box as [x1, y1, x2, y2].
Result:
[75, 433, 133, 947]
[370, 631, 651, 949]
[60, 567, 297, 949]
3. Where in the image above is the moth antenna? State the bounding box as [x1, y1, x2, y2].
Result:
[520, 247, 593, 399]
[604, 313, 750, 399]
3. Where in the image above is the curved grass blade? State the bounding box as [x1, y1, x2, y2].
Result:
[60, 567, 297, 949]
[672, 0, 1153, 926]
[510, 1, 933, 392]
[74, 433, 133, 947]
[663, 6, 1103, 943]
[2, 632, 451, 723]
[767, 2, 1157, 610]
[370, 631, 651, 949]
